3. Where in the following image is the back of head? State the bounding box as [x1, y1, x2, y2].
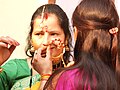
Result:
[73, 0, 119, 68]
[72, 0, 119, 89]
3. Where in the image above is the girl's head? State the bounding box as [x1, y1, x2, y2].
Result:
[72, 0, 119, 89]
[25, 4, 72, 64]
[73, 0, 119, 68]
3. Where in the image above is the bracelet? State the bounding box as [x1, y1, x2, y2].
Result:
[41, 74, 51, 81]
[0, 67, 3, 73]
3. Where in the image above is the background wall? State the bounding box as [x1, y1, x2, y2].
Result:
[115, 0, 120, 19]
[0, 0, 47, 59]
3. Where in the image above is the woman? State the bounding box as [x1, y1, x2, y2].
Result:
[0, 4, 73, 90]
[43, 0, 120, 90]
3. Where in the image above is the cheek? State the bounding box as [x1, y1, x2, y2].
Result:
[31, 37, 43, 50]
[58, 35, 65, 43]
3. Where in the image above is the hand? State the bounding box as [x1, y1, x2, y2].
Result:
[0, 36, 20, 65]
[32, 46, 52, 75]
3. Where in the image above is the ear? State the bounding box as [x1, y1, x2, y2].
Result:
[30, 39, 35, 52]
[30, 39, 33, 45]
[73, 26, 78, 42]
[30, 38, 34, 48]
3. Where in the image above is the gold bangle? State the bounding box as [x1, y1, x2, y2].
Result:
[41, 74, 51, 80]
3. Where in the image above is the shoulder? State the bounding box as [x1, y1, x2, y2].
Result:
[56, 69, 79, 90]
[60, 68, 79, 79]
[7, 58, 27, 63]
[2, 58, 27, 68]
[1, 58, 29, 78]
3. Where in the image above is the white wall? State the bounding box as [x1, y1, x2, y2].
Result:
[115, 0, 120, 21]
[0, 0, 47, 59]
[56, 0, 80, 24]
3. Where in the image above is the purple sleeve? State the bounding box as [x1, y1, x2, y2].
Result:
[55, 70, 77, 90]
[55, 69, 92, 90]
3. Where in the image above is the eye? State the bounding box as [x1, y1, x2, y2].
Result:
[51, 33, 58, 36]
[35, 32, 44, 36]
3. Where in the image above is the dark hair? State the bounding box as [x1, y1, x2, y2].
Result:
[44, 0, 120, 90]
[73, 0, 119, 89]
[73, 0, 119, 68]
[25, 4, 72, 64]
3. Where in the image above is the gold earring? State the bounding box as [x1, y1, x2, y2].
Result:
[65, 39, 69, 51]
[65, 45, 69, 51]
[30, 46, 35, 52]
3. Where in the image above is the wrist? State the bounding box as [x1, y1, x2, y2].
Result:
[41, 73, 51, 81]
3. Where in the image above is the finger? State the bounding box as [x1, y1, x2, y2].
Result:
[9, 45, 16, 54]
[0, 36, 20, 46]
[46, 46, 51, 61]
[46, 46, 51, 58]
[0, 36, 12, 45]
[33, 50, 39, 62]
[37, 48, 43, 58]
[5, 36, 20, 46]
[0, 42, 8, 47]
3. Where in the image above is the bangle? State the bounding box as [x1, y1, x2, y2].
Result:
[0, 67, 3, 73]
[41, 74, 51, 81]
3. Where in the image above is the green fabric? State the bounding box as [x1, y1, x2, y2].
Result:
[11, 74, 40, 90]
[0, 59, 40, 90]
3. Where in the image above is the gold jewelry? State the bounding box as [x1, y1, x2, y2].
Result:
[30, 46, 35, 52]
[51, 48, 67, 67]
[41, 74, 51, 81]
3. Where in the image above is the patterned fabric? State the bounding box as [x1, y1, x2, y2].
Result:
[0, 59, 41, 90]
[11, 74, 40, 90]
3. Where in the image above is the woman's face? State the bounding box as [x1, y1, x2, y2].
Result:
[31, 14, 65, 58]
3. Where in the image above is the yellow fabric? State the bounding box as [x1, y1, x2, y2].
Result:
[25, 81, 40, 90]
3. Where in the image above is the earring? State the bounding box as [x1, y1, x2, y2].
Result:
[65, 45, 69, 51]
[61, 47, 67, 67]
[65, 40, 69, 51]
[30, 46, 35, 53]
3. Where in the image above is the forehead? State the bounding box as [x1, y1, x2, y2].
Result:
[33, 14, 60, 28]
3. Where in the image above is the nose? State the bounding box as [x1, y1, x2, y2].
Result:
[42, 34, 50, 46]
